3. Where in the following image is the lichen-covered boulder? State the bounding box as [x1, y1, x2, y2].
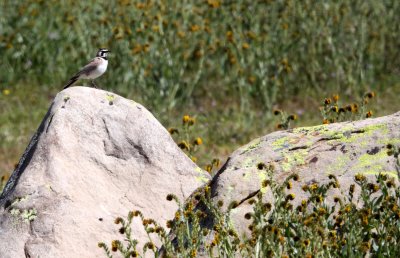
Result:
[0, 87, 210, 258]
[207, 112, 400, 234]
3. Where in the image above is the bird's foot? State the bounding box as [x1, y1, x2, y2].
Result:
[91, 80, 99, 88]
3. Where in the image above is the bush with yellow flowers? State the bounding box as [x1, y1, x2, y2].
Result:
[168, 114, 220, 175]
[320, 92, 377, 124]
[272, 109, 298, 130]
[168, 114, 202, 162]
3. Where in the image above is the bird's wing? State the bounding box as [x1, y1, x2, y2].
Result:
[75, 58, 99, 77]
[63, 58, 100, 88]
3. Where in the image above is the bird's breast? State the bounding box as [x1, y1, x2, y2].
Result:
[87, 61, 108, 79]
[97, 61, 108, 74]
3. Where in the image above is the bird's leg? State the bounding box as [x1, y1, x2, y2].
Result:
[91, 80, 98, 88]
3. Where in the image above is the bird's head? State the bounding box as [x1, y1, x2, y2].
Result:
[97, 48, 111, 60]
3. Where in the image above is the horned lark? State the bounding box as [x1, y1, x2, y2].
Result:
[63, 48, 110, 89]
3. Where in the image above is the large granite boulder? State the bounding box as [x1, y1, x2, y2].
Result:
[205, 112, 400, 235]
[0, 87, 210, 258]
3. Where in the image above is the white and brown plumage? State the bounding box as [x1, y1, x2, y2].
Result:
[63, 48, 110, 89]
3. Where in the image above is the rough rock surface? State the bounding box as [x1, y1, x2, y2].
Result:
[205, 112, 400, 235]
[0, 87, 210, 258]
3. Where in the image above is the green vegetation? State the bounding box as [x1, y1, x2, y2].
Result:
[2, 0, 400, 103]
[168, 114, 222, 173]
[100, 157, 400, 257]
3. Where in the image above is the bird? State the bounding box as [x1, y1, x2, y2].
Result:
[63, 48, 111, 89]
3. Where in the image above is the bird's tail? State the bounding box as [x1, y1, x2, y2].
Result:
[63, 75, 79, 89]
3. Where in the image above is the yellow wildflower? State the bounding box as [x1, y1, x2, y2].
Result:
[2, 89, 10, 96]
[131, 44, 142, 55]
[168, 128, 179, 135]
[177, 31, 185, 38]
[152, 25, 159, 32]
[247, 76, 256, 84]
[182, 115, 190, 123]
[111, 240, 120, 252]
[226, 31, 234, 42]
[309, 183, 318, 191]
[207, 0, 220, 8]
[333, 94, 339, 102]
[190, 25, 201, 32]
[246, 31, 257, 39]
[188, 117, 195, 126]
[351, 103, 358, 113]
[136, 2, 146, 9]
[194, 137, 203, 145]
[365, 91, 376, 99]
[178, 141, 190, 151]
[286, 193, 295, 200]
[143, 43, 150, 52]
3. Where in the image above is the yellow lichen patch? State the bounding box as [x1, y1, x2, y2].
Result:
[257, 170, 267, 182]
[9, 207, 37, 224]
[377, 137, 400, 146]
[258, 170, 270, 193]
[289, 137, 302, 145]
[272, 135, 311, 152]
[271, 136, 290, 151]
[326, 123, 388, 144]
[239, 138, 262, 154]
[346, 124, 387, 142]
[293, 124, 330, 135]
[241, 159, 268, 181]
[106, 93, 116, 105]
[319, 124, 354, 140]
[353, 149, 393, 177]
[357, 140, 371, 147]
[326, 155, 351, 175]
[363, 171, 398, 178]
[226, 158, 257, 180]
[195, 167, 209, 182]
[355, 149, 387, 168]
[242, 157, 256, 169]
[280, 149, 308, 172]
[238, 158, 273, 182]
[11, 195, 29, 206]
[21, 208, 37, 223]
[362, 123, 389, 135]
